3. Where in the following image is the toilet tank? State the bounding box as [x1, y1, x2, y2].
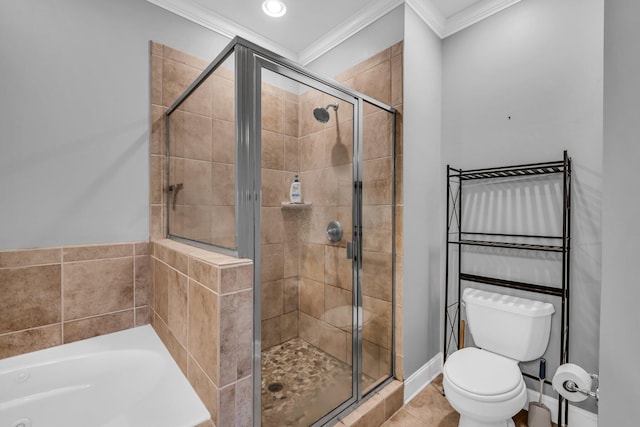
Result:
[463, 288, 555, 361]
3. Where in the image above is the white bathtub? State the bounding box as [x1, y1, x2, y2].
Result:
[0, 325, 210, 427]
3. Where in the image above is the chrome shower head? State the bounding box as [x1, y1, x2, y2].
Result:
[313, 103, 339, 123]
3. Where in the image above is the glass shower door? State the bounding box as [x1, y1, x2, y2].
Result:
[360, 101, 395, 393]
[258, 65, 357, 427]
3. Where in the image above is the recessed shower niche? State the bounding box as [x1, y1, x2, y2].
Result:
[164, 37, 398, 426]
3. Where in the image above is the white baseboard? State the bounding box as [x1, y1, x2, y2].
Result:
[403, 352, 443, 404]
[526, 389, 598, 427]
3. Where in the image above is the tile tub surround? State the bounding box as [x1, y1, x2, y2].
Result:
[0, 242, 151, 360]
[150, 239, 253, 427]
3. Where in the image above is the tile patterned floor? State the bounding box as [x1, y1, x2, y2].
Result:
[261, 338, 376, 427]
[382, 375, 556, 427]
[262, 342, 554, 427]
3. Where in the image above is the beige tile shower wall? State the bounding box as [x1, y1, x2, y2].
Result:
[150, 41, 209, 240]
[150, 43, 254, 425]
[297, 86, 355, 367]
[297, 42, 404, 381]
[344, 42, 402, 383]
[151, 40, 403, 384]
[150, 239, 253, 427]
[0, 242, 150, 360]
[170, 67, 236, 247]
[260, 82, 301, 350]
[150, 41, 236, 248]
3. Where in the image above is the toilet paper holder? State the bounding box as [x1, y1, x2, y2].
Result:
[559, 371, 600, 405]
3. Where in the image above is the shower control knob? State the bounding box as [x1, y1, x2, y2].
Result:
[327, 221, 343, 243]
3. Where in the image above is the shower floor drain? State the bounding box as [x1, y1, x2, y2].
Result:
[267, 382, 284, 393]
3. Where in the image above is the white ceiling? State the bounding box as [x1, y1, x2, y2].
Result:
[147, 0, 522, 64]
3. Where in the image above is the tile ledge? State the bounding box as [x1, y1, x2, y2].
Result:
[152, 239, 252, 267]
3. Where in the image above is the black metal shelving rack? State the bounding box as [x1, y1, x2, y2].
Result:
[444, 151, 572, 426]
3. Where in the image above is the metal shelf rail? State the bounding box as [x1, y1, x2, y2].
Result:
[444, 151, 572, 426]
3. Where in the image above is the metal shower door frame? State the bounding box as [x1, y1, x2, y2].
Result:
[235, 37, 397, 426]
[165, 37, 396, 427]
[249, 52, 363, 427]
[167, 36, 397, 426]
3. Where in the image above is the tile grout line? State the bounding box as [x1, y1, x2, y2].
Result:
[64, 307, 139, 325]
[0, 323, 62, 339]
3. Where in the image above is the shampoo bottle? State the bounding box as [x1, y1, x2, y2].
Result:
[290, 175, 302, 203]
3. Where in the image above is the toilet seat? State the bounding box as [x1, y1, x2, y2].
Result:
[444, 348, 524, 402]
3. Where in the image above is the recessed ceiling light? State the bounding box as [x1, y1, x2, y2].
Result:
[262, 0, 286, 17]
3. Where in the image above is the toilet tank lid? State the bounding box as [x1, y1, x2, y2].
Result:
[463, 288, 555, 317]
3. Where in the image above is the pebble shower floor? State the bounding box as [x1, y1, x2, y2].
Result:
[261, 338, 375, 426]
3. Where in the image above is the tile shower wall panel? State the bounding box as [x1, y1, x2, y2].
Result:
[150, 42, 236, 249]
[260, 80, 301, 350]
[0, 242, 150, 360]
[296, 86, 354, 366]
[294, 43, 403, 385]
[150, 239, 253, 427]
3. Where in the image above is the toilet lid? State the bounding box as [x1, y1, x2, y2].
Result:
[444, 348, 522, 396]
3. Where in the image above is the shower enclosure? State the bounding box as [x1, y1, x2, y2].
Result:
[165, 37, 396, 426]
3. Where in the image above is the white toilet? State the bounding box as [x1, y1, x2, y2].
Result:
[443, 288, 555, 427]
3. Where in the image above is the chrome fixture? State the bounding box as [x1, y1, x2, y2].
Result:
[326, 220, 343, 243]
[562, 373, 600, 406]
[313, 103, 339, 123]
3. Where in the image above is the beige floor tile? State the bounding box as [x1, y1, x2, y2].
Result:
[381, 374, 555, 427]
[402, 382, 459, 427]
[383, 408, 429, 427]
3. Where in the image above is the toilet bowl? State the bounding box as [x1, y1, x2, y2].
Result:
[443, 347, 527, 427]
[442, 288, 554, 427]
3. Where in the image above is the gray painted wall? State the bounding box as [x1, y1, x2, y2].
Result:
[0, 0, 229, 250]
[600, 0, 640, 424]
[402, 5, 443, 377]
[2, 4, 619, 419]
[442, 0, 603, 413]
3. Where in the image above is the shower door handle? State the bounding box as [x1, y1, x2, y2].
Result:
[346, 241, 354, 260]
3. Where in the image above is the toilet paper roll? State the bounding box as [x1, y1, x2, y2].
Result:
[552, 363, 593, 402]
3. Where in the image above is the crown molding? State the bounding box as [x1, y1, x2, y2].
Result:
[405, 0, 446, 38]
[147, 0, 524, 63]
[298, 0, 404, 65]
[443, 0, 523, 37]
[146, 0, 297, 60]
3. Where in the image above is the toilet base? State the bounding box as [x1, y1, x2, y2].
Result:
[458, 415, 515, 427]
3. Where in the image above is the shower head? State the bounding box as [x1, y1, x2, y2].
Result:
[313, 103, 339, 123]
